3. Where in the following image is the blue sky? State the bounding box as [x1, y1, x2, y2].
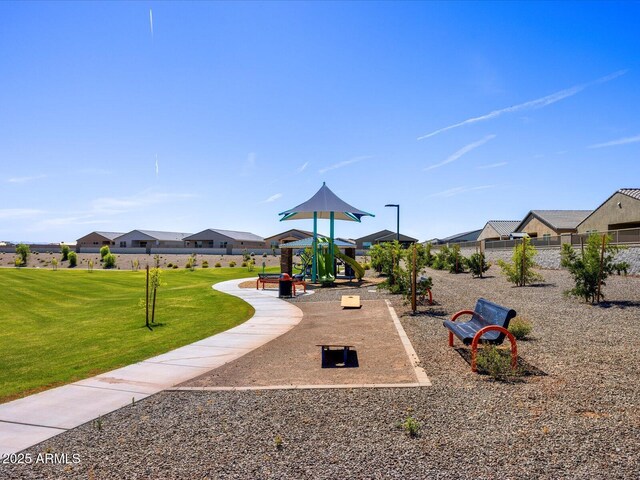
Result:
[1, 1, 639, 243]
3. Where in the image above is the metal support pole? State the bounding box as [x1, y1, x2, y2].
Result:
[312, 211, 318, 283]
[396, 205, 400, 242]
[330, 211, 335, 278]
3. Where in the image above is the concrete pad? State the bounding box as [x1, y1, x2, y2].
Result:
[0, 422, 66, 456]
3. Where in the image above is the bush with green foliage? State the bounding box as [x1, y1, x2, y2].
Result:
[51, 258, 59, 270]
[370, 241, 403, 277]
[229, 261, 236, 267]
[475, 345, 521, 380]
[508, 317, 532, 340]
[467, 252, 490, 278]
[214, 262, 222, 268]
[99, 245, 110, 260]
[560, 233, 624, 304]
[103, 253, 116, 269]
[445, 244, 466, 273]
[68, 251, 78, 267]
[614, 261, 629, 275]
[60, 244, 70, 261]
[431, 245, 449, 270]
[497, 237, 543, 286]
[15, 243, 30, 266]
[242, 250, 250, 262]
[398, 416, 421, 437]
[202, 260, 209, 268]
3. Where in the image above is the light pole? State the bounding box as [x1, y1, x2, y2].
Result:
[385, 204, 400, 242]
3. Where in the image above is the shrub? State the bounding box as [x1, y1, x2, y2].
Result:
[242, 250, 250, 262]
[202, 260, 209, 268]
[508, 317, 532, 340]
[68, 251, 78, 267]
[262, 253, 267, 258]
[431, 246, 449, 270]
[60, 244, 70, 261]
[399, 416, 421, 437]
[229, 261, 236, 267]
[497, 237, 543, 286]
[172, 264, 179, 269]
[475, 345, 521, 380]
[614, 261, 629, 275]
[467, 252, 490, 278]
[99, 245, 110, 260]
[363, 263, 371, 270]
[241, 261, 248, 267]
[88, 259, 94, 272]
[214, 262, 222, 268]
[51, 258, 59, 271]
[445, 244, 466, 273]
[250, 252, 255, 257]
[561, 234, 622, 303]
[103, 253, 116, 269]
[167, 263, 173, 268]
[15, 243, 30, 266]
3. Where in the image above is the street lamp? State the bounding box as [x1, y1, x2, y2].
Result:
[385, 204, 400, 242]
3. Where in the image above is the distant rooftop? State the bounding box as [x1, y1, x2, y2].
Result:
[185, 229, 264, 242]
[519, 210, 593, 231]
[127, 230, 193, 241]
[485, 220, 520, 237]
[619, 188, 640, 201]
[93, 231, 125, 240]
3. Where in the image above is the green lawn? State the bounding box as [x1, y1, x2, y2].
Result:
[0, 267, 269, 403]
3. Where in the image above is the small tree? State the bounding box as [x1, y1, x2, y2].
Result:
[561, 234, 622, 304]
[497, 237, 542, 286]
[100, 245, 110, 261]
[15, 243, 30, 266]
[51, 258, 59, 271]
[60, 244, 70, 261]
[467, 252, 490, 278]
[445, 244, 466, 274]
[150, 259, 163, 325]
[103, 253, 116, 269]
[68, 251, 78, 267]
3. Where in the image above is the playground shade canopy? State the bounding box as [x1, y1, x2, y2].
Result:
[278, 183, 374, 222]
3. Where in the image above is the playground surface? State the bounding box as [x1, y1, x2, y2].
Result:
[180, 299, 423, 389]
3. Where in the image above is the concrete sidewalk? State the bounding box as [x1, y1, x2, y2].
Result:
[0, 278, 303, 455]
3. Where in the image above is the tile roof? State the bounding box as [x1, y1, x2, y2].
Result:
[524, 210, 593, 230]
[619, 188, 640, 201]
[134, 230, 193, 241]
[485, 221, 520, 237]
[190, 229, 264, 242]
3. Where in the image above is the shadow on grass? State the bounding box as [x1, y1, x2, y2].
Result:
[454, 347, 547, 377]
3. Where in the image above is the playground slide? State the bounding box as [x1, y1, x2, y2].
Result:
[316, 248, 335, 283]
[334, 249, 365, 280]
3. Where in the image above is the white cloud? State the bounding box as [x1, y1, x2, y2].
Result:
[296, 161, 310, 173]
[424, 135, 496, 171]
[588, 134, 640, 149]
[428, 185, 495, 198]
[263, 193, 283, 203]
[7, 174, 47, 183]
[0, 208, 45, 219]
[417, 70, 628, 140]
[477, 161, 507, 170]
[318, 155, 372, 174]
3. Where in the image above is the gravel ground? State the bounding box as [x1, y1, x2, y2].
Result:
[3, 266, 639, 479]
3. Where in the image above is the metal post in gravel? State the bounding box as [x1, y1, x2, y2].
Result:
[596, 234, 606, 303]
[411, 244, 417, 313]
[520, 239, 526, 287]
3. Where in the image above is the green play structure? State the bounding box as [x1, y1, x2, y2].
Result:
[278, 183, 374, 283]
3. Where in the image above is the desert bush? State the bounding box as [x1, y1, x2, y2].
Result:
[103, 253, 116, 269]
[202, 260, 209, 268]
[15, 243, 30, 266]
[241, 261, 248, 267]
[561, 234, 623, 303]
[614, 261, 629, 275]
[229, 261, 236, 267]
[475, 345, 521, 380]
[88, 259, 94, 272]
[68, 251, 78, 267]
[262, 252, 267, 258]
[51, 258, 59, 271]
[467, 252, 490, 278]
[100, 245, 110, 260]
[497, 237, 543, 286]
[172, 264, 178, 269]
[167, 263, 173, 268]
[445, 244, 466, 273]
[60, 244, 70, 261]
[431, 245, 449, 270]
[508, 317, 533, 340]
[363, 263, 371, 270]
[214, 262, 221, 268]
[398, 416, 421, 437]
[242, 250, 250, 262]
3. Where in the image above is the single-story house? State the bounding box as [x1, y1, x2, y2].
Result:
[478, 221, 520, 242]
[76, 231, 125, 249]
[263, 229, 317, 248]
[183, 229, 265, 252]
[354, 229, 418, 249]
[514, 210, 592, 238]
[114, 230, 192, 249]
[577, 188, 640, 233]
[426, 229, 482, 245]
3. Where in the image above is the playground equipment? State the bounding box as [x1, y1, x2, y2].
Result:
[278, 183, 374, 283]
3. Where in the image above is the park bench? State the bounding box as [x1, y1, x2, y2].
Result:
[317, 344, 354, 367]
[256, 273, 307, 295]
[443, 298, 518, 373]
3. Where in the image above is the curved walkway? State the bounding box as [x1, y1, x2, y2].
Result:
[0, 278, 302, 455]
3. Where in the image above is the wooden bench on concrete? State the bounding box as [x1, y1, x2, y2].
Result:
[443, 298, 518, 373]
[317, 344, 354, 367]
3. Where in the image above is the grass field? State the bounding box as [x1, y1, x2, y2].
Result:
[0, 267, 272, 403]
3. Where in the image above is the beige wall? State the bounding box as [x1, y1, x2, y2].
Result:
[518, 216, 560, 237]
[578, 192, 640, 233]
[77, 233, 115, 247]
[478, 224, 501, 241]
